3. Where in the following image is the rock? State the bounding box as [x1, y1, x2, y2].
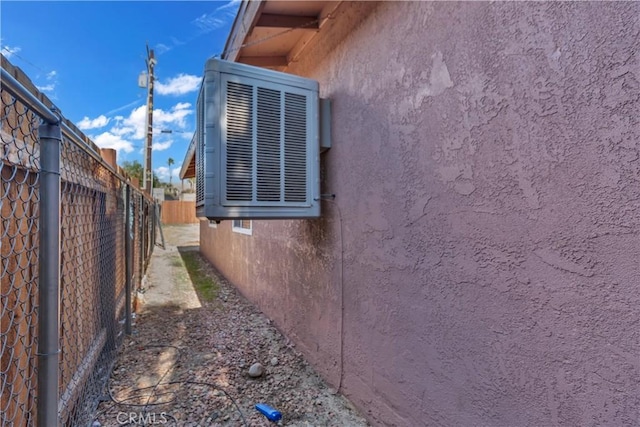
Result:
[270, 357, 279, 366]
[249, 362, 264, 377]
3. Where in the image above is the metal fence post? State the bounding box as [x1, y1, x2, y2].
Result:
[150, 201, 156, 250]
[124, 184, 132, 335]
[38, 119, 62, 426]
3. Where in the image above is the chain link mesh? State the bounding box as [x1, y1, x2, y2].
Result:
[1, 69, 156, 426]
[1, 87, 40, 427]
[59, 137, 122, 426]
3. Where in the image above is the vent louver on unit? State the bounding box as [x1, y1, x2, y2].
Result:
[195, 58, 320, 220]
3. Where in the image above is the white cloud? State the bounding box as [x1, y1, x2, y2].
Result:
[221, 0, 241, 10]
[154, 37, 186, 56]
[77, 115, 110, 130]
[1, 45, 21, 58]
[179, 131, 194, 140]
[155, 166, 169, 179]
[156, 74, 200, 96]
[113, 103, 193, 139]
[119, 105, 148, 139]
[93, 102, 193, 156]
[152, 140, 173, 151]
[155, 165, 182, 181]
[192, 0, 240, 33]
[106, 100, 143, 116]
[92, 132, 134, 153]
[36, 84, 55, 92]
[81, 100, 193, 157]
[173, 102, 191, 109]
[36, 69, 58, 94]
[193, 14, 226, 31]
[155, 103, 193, 129]
[170, 37, 185, 47]
[155, 0, 239, 55]
[155, 43, 171, 54]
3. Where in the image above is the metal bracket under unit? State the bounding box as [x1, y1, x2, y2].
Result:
[320, 98, 331, 154]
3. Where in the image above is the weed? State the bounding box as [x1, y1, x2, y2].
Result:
[180, 251, 218, 302]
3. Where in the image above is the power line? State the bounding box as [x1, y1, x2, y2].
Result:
[1, 46, 51, 74]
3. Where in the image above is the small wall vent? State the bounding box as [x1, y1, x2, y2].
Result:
[195, 58, 320, 220]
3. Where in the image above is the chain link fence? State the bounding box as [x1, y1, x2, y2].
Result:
[1, 57, 156, 426]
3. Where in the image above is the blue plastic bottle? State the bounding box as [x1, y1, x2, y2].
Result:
[255, 403, 282, 422]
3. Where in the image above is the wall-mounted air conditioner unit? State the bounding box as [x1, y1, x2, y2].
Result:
[195, 58, 321, 221]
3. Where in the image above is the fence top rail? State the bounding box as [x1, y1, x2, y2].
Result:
[1, 67, 59, 124]
[1, 58, 154, 201]
[60, 120, 143, 195]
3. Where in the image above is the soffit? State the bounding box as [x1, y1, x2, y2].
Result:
[182, 0, 341, 179]
[223, 0, 342, 71]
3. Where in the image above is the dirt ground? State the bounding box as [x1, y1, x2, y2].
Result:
[93, 224, 368, 427]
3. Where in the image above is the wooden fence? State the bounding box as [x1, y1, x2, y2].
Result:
[1, 55, 156, 426]
[161, 200, 198, 224]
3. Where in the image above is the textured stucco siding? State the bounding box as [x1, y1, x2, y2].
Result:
[200, 2, 640, 425]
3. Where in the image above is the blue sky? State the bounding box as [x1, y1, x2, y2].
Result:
[1, 0, 240, 182]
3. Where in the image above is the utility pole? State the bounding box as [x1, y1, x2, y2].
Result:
[142, 45, 156, 195]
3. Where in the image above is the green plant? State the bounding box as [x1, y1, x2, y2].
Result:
[180, 251, 218, 302]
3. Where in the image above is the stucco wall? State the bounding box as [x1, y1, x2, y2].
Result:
[200, 2, 640, 425]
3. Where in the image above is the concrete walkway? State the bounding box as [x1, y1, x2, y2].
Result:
[142, 224, 201, 310]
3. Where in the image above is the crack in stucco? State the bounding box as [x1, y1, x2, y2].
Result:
[533, 247, 595, 277]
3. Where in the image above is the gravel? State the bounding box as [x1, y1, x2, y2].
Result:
[93, 224, 369, 427]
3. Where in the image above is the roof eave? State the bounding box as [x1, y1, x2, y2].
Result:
[222, 0, 266, 61]
[180, 134, 196, 179]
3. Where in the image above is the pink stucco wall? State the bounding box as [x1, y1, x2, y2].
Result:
[200, 2, 640, 425]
